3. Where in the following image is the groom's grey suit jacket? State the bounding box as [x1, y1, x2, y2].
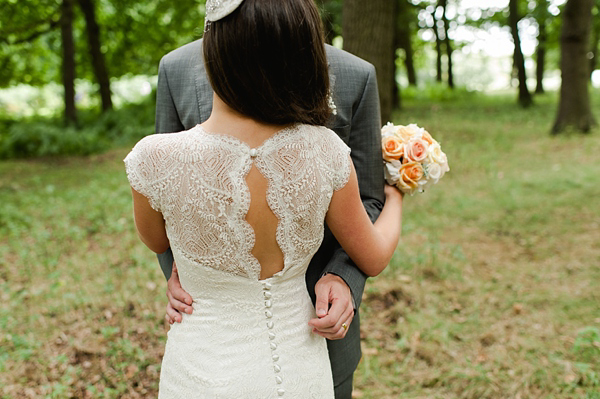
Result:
[154, 39, 384, 387]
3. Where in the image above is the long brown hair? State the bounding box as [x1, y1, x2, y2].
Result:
[203, 0, 331, 126]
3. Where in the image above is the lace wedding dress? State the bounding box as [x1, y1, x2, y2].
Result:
[124, 124, 351, 398]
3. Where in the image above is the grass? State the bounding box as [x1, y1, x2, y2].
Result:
[1, 89, 599, 398]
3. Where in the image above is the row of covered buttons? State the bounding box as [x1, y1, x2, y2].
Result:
[263, 281, 285, 397]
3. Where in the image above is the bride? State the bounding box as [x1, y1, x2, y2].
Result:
[124, 0, 403, 397]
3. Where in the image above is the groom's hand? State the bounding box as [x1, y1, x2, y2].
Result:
[308, 274, 355, 340]
[165, 262, 194, 324]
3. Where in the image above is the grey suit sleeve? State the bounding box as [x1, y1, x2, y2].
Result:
[322, 64, 384, 309]
[155, 57, 184, 280]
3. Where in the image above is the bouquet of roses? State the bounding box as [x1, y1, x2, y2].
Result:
[381, 123, 449, 195]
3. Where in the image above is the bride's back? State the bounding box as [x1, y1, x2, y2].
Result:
[200, 117, 290, 280]
[125, 123, 351, 282]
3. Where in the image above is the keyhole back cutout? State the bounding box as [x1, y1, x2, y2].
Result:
[244, 163, 285, 280]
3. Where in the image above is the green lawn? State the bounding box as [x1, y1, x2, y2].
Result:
[1, 91, 599, 398]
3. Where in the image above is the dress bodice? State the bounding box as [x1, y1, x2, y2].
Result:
[124, 124, 351, 281]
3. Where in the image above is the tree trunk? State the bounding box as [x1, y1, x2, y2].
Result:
[509, 0, 533, 107]
[590, 2, 599, 79]
[552, 0, 597, 133]
[440, 0, 454, 88]
[431, 9, 443, 83]
[535, 0, 549, 94]
[397, 0, 417, 86]
[61, 0, 77, 125]
[343, 0, 397, 121]
[78, 0, 112, 112]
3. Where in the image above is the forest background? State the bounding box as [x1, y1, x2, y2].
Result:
[1, 0, 599, 398]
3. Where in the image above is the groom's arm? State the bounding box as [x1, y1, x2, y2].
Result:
[155, 56, 185, 281]
[322, 63, 384, 310]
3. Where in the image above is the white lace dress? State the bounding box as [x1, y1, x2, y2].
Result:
[124, 124, 351, 398]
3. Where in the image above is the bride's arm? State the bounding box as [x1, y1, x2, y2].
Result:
[131, 188, 170, 254]
[325, 162, 403, 277]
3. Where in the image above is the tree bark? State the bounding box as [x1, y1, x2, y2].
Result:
[61, 0, 77, 125]
[440, 0, 454, 88]
[397, 0, 417, 86]
[535, 0, 549, 94]
[552, 0, 597, 133]
[78, 0, 112, 112]
[343, 0, 397, 121]
[509, 0, 533, 107]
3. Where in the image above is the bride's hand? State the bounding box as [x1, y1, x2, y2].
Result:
[384, 184, 404, 202]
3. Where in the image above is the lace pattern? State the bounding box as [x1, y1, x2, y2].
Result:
[124, 124, 351, 280]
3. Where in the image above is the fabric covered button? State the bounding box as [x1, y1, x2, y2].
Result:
[263, 291, 272, 299]
[270, 342, 277, 350]
[250, 148, 258, 158]
[265, 300, 272, 308]
[277, 388, 285, 396]
[274, 364, 281, 372]
[267, 321, 274, 329]
[272, 354, 279, 362]
[276, 376, 283, 384]
[265, 310, 273, 318]
[269, 332, 276, 340]
[263, 282, 272, 290]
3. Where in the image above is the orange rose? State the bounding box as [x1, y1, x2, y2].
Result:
[397, 162, 424, 193]
[404, 138, 428, 163]
[382, 135, 404, 162]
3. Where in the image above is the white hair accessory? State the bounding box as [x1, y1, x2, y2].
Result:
[205, 0, 245, 25]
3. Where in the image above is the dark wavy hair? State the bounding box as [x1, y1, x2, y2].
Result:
[203, 0, 331, 126]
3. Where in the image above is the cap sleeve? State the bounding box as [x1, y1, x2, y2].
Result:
[124, 135, 164, 212]
[323, 128, 352, 191]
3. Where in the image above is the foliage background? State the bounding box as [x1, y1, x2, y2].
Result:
[1, 0, 599, 397]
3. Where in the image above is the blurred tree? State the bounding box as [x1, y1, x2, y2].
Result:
[509, 0, 533, 107]
[552, 0, 597, 133]
[78, 0, 112, 111]
[396, 0, 418, 87]
[343, 0, 397, 121]
[420, 0, 454, 88]
[533, 0, 550, 94]
[439, 0, 454, 89]
[430, 5, 443, 83]
[61, 0, 77, 124]
[590, 0, 600, 79]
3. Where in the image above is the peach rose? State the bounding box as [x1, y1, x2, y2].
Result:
[395, 126, 415, 142]
[397, 162, 424, 193]
[422, 130, 434, 145]
[382, 135, 404, 162]
[404, 138, 428, 163]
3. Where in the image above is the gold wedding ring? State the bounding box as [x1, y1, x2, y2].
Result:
[342, 323, 348, 331]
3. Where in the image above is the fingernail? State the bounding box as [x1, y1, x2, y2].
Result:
[186, 308, 193, 314]
[316, 309, 326, 317]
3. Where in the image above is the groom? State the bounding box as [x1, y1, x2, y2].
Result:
[154, 39, 384, 398]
